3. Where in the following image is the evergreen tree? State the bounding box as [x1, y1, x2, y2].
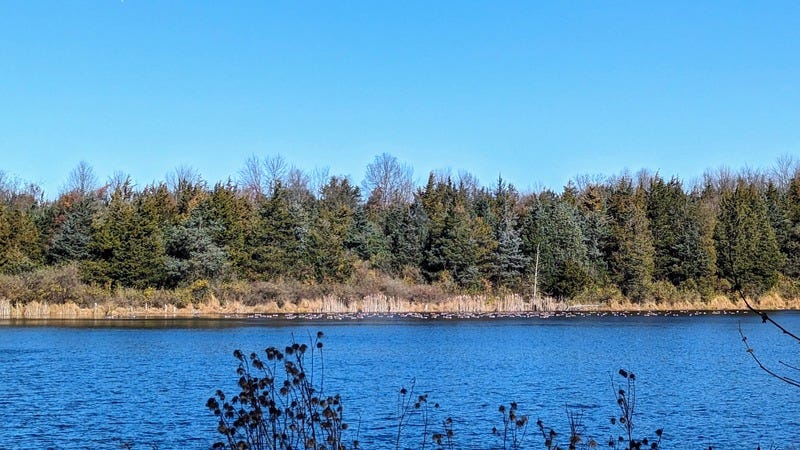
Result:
[573, 180, 613, 286]
[0, 202, 42, 274]
[419, 174, 496, 289]
[521, 193, 591, 299]
[308, 176, 359, 282]
[345, 205, 389, 266]
[493, 217, 528, 289]
[168, 167, 206, 219]
[646, 176, 713, 287]
[419, 174, 455, 282]
[489, 177, 528, 289]
[243, 183, 310, 281]
[164, 212, 229, 287]
[714, 180, 784, 297]
[605, 176, 655, 301]
[200, 181, 253, 277]
[84, 180, 167, 289]
[782, 174, 800, 278]
[379, 201, 427, 278]
[49, 194, 98, 264]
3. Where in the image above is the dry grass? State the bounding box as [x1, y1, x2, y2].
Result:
[2, 280, 800, 319]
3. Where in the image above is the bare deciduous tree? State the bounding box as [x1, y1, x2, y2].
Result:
[238, 154, 289, 201]
[772, 154, 799, 189]
[310, 166, 331, 199]
[363, 153, 414, 208]
[166, 165, 203, 193]
[63, 161, 98, 197]
[105, 171, 135, 200]
[239, 155, 266, 201]
[265, 154, 288, 191]
[286, 166, 314, 206]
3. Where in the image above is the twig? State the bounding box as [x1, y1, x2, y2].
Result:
[735, 287, 800, 343]
[738, 322, 800, 388]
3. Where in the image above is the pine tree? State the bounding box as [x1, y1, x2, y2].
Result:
[782, 174, 800, 278]
[243, 183, 310, 281]
[605, 176, 655, 301]
[646, 176, 713, 287]
[380, 201, 427, 278]
[714, 180, 784, 297]
[200, 181, 253, 277]
[521, 193, 591, 299]
[0, 203, 42, 274]
[83, 180, 167, 289]
[164, 212, 229, 287]
[345, 205, 389, 266]
[419, 174, 496, 289]
[489, 177, 528, 289]
[307, 176, 359, 283]
[49, 194, 99, 264]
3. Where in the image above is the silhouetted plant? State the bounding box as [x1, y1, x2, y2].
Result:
[609, 369, 662, 450]
[394, 381, 454, 450]
[206, 331, 354, 450]
[535, 410, 598, 450]
[492, 402, 529, 450]
[208, 333, 457, 450]
[431, 417, 455, 450]
[529, 370, 661, 450]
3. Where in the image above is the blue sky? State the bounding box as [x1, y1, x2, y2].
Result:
[1, 1, 798, 197]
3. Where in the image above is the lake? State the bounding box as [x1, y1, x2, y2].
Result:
[1, 312, 798, 449]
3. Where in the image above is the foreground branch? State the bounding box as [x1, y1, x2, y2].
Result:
[736, 289, 800, 344]
[738, 322, 800, 388]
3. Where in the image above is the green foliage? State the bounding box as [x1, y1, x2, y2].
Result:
[489, 178, 529, 289]
[163, 212, 229, 287]
[0, 202, 42, 274]
[714, 180, 785, 297]
[420, 174, 497, 290]
[344, 205, 389, 265]
[200, 181, 253, 275]
[605, 177, 654, 302]
[646, 176, 713, 287]
[378, 202, 427, 278]
[243, 183, 312, 281]
[308, 176, 359, 283]
[83, 181, 167, 289]
[782, 174, 800, 278]
[3, 156, 800, 305]
[521, 193, 591, 299]
[48, 194, 98, 264]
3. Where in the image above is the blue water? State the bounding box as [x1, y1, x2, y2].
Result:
[0, 312, 798, 449]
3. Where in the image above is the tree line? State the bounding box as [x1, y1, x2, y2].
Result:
[1, 154, 798, 304]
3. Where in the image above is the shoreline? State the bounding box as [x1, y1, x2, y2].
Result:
[1, 293, 798, 320]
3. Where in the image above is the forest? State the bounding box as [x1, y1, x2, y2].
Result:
[0, 154, 798, 311]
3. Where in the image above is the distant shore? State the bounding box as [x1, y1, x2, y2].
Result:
[1, 292, 798, 320]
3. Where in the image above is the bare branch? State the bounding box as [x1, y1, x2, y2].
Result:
[771, 154, 799, 189]
[737, 289, 800, 344]
[63, 161, 98, 197]
[238, 155, 265, 201]
[738, 322, 800, 388]
[363, 153, 414, 207]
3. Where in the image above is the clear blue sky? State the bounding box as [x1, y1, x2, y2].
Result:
[1, 1, 798, 197]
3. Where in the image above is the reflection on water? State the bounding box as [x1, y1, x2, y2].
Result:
[1, 312, 798, 449]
